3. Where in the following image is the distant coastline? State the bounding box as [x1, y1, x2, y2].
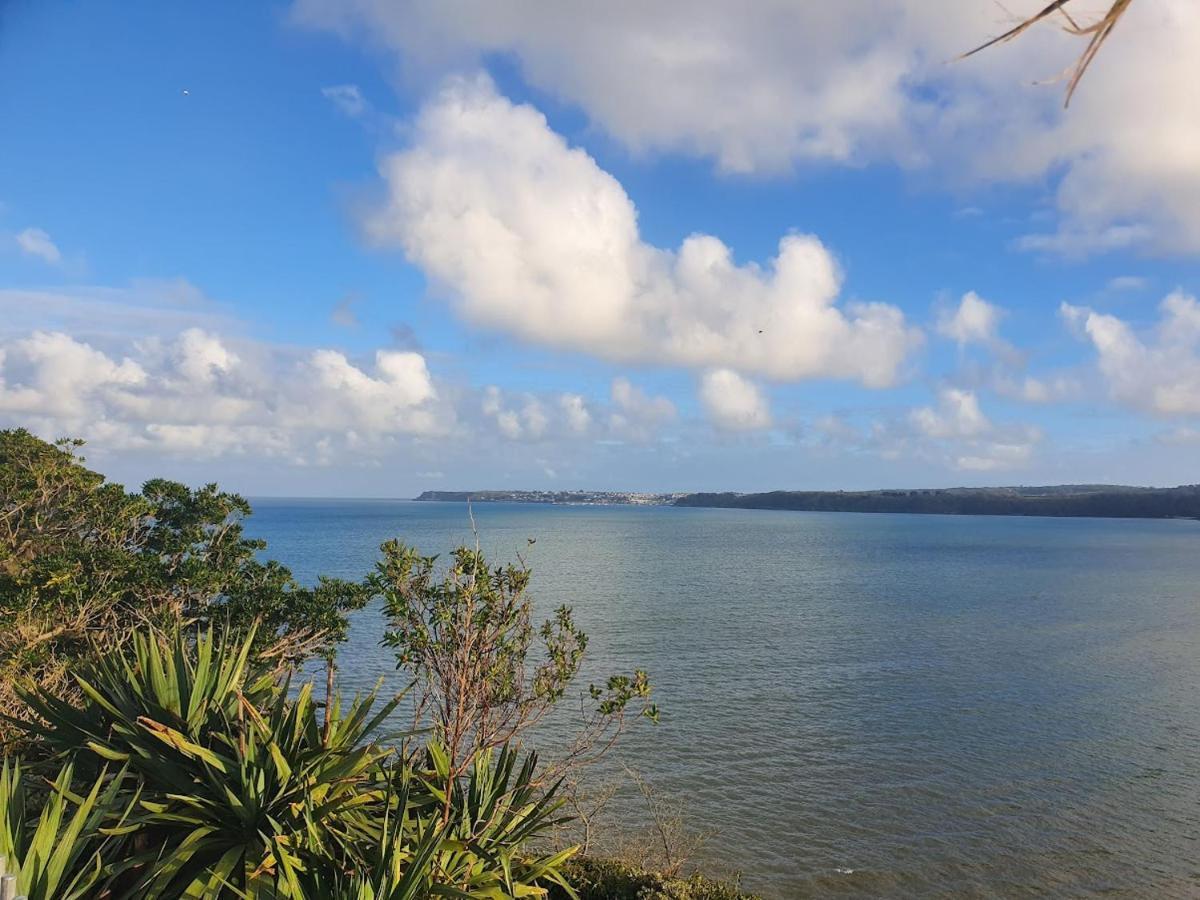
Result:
[415, 485, 1200, 519]
[414, 490, 684, 506]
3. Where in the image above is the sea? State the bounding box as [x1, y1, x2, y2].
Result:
[246, 499, 1200, 898]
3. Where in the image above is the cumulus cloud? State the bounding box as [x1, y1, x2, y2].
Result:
[174, 328, 239, 384]
[1063, 291, 1200, 417]
[363, 75, 920, 386]
[610, 377, 676, 432]
[909, 386, 1040, 471]
[0, 328, 448, 461]
[291, 0, 965, 173]
[911, 387, 990, 439]
[0, 331, 145, 416]
[699, 369, 771, 431]
[308, 348, 439, 432]
[481, 387, 550, 440]
[935, 291, 1080, 406]
[293, 0, 1200, 254]
[937, 291, 1003, 347]
[0, 272, 689, 464]
[14, 227, 62, 264]
[479, 378, 676, 444]
[559, 393, 592, 434]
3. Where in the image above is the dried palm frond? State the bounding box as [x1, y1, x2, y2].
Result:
[961, 0, 1137, 106]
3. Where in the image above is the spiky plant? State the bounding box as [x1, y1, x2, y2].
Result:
[0, 759, 133, 900]
[12, 625, 580, 898]
[422, 742, 579, 898]
[16, 626, 405, 897]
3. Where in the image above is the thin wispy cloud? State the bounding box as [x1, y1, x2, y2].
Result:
[14, 227, 61, 264]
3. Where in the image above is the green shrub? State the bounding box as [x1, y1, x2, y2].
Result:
[7, 624, 578, 898]
[0, 758, 132, 900]
[374, 542, 657, 779]
[553, 858, 759, 900]
[1, 430, 672, 898]
[0, 428, 368, 749]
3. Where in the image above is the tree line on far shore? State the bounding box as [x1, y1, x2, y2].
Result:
[675, 485, 1200, 519]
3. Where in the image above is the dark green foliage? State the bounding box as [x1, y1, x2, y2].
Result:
[552, 859, 758, 900]
[0, 759, 133, 900]
[676, 484, 1200, 518]
[16, 625, 401, 896]
[4, 625, 578, 898]
[1, 428, 673, 898]
[374, 542, 656, 775]
[0, 428, 368, 744]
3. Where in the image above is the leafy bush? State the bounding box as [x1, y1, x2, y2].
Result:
[1, 430, 675, 898]
[553, 859, 759, 900]
[0, 428, 368, 748]
[374, 542, 657, 779]
[5, 624, 578, 898]
[18, 625, 403, 896]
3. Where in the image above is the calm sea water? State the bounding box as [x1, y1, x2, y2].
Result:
[247, 500, 1200, 898]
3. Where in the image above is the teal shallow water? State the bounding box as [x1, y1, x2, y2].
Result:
[248, 500, 1200, 898]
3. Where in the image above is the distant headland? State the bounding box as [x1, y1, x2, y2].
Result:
[415, 485, 1200, 519]
[414, 490, 685, 506]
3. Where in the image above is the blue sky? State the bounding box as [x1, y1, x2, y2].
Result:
[2, 0, 1199, 496]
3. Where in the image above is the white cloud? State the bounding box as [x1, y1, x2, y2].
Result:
[611, 377, 675, 423]
[937, 291, 1003, 347]
[0, 331, 145, 416]
[175, 327, 239, 384]
[1106, 275, 1149, 293]
[936, 292, 1081, 407]
[909, 386, 1040, 471]
[479, 378, 676, 444]
[0, 281, 236, 342]
[559, 393, 592, 434]
[606, 376, 676, 440]
[480, 387, 551, 440]
[14, 227, 62, 264]
[363, 75, 920, 386]
[1063, 291, 1200, 417]
[955, 442, 1036, 472]
[911, 387, 990, 439]
[322, 83, 368, 117]
[0, 328, 448, 461]
[699, 369, 771, 431]
[293, 0, 1200, 254]
[290, 0, 949, 173]
[993, 372, 1079, 405]
[307, 348, 440, 434]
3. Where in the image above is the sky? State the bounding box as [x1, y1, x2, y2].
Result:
[1, 0, 1199, 497]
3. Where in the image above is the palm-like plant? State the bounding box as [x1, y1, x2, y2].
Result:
[17, 626, 405, 897]
[0, 759, 133, 900]
[12, 625, 579, 899]
[423, 743, 579, 898]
